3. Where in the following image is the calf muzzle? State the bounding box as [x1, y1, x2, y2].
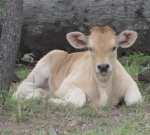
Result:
[97, 63, 109, 73]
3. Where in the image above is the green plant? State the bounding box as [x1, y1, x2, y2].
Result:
[124, 53, 150, 81]
[127, 52, 150, 66]
[124, 62, 141, 81]
[0, 8, 4, 13]
[1, 89, 9, 104]
[0, 8, 4, 25]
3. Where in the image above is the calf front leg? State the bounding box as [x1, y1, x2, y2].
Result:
[52, 87, 86, 108]
[124, 83, 142, 106]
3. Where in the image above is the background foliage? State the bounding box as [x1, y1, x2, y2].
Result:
[0, 8, 4, 25]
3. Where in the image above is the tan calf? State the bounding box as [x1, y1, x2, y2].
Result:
[13, 26, 142, 107]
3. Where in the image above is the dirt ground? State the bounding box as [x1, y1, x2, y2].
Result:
[1, 97, 150, 135]
[0, 65, 150, 135]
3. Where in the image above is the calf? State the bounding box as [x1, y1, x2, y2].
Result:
[13, 26, 142, 107]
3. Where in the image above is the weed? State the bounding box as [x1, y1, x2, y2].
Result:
[127, 52, 150, 65]
[124, 52, 150, 81]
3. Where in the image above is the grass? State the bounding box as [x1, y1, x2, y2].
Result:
[0, 53, 150, 135]
[0, 91, 150, 134]
[16, 64, 32, 79]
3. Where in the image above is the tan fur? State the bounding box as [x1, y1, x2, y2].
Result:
[13, 26, 141, 108]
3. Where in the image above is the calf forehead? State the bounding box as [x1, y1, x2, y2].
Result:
[89, 26, 117, 48]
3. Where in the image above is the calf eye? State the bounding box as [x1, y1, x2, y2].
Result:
[112, 46, 116, 52]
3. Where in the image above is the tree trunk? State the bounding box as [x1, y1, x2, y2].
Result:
[0, 0, 150, 60]
[0, 0, 23, 93]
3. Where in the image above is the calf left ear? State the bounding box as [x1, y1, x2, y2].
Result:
[66, 32, 88, 49]
[117, 30, 138, 48]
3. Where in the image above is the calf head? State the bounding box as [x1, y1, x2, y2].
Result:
[66, 26, 137, 76]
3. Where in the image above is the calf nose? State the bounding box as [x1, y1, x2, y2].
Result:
[97, 63, 109, 72]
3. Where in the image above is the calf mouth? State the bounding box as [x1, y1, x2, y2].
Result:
[100, 70, 109, 76]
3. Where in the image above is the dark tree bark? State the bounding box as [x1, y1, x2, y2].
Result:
[0, 0, 23, 93]
[0, 0, 150, 60]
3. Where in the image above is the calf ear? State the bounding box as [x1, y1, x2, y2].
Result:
[117, 30, 138, 48]
[66, 32, 88, 49]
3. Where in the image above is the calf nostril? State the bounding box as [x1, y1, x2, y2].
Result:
[97, 63, 109, 71]
[105, 64, 109, 69]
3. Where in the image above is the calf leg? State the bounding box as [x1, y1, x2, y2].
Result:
[13, 50, 69, 100]
[50, 87, 86, 108]
[13, 63, 50, 99]
[13, 53, 51, 99]
[124, 83, 142, 106]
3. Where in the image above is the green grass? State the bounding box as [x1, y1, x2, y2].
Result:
[75, 105, 98, 118]
[16, 65, 32, 80]
[1, 91, 150, 135]
[0, 53, 150, 135]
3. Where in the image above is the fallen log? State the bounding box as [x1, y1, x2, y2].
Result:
[0, 0, 150, 60]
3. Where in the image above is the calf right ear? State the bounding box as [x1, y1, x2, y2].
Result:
[66, 32, 88, 49]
